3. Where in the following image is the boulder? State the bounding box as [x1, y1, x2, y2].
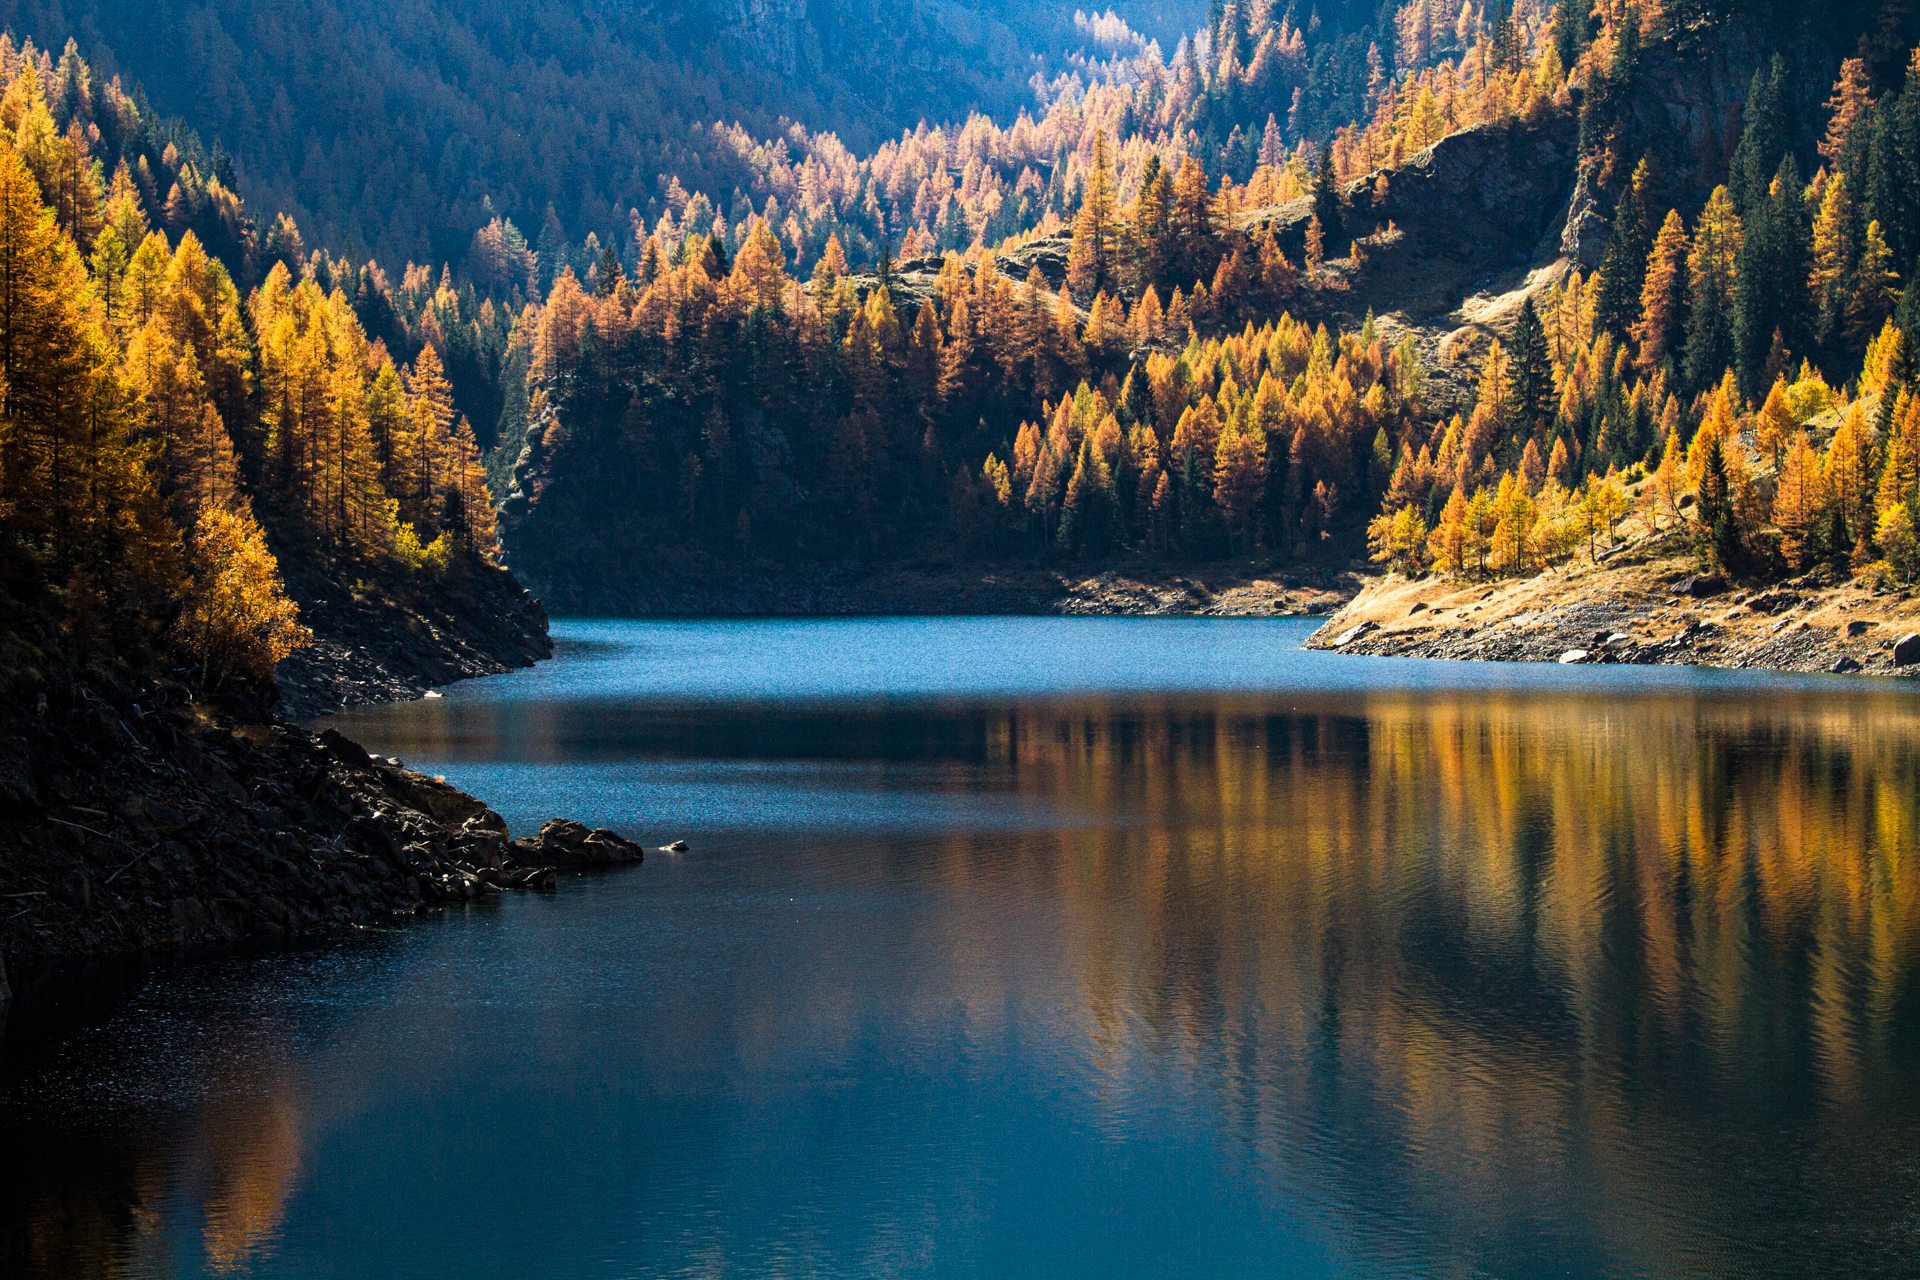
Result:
[1830, 656, 1863, 674]
[1334, 621, 1378, 648]
[317, 728, 373, 771]
[1846, 619, 1871, 638]
[1673, 574, 1726, 599]
[381, 769, 509, 833]
[1558, 650, 1589, 664]
[1894, 633, 1920, 667]
[511, 818, 646, 867]
[170, 896, 211, 935]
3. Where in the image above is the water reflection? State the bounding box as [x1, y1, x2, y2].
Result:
[4, 623, 1919, 1277]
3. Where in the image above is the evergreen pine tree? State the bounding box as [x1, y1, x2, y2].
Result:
[1551, 0, 1594, 76]
[1733, 156, 1813, 397]
[1683, 186, 1741, 392]
[1311, 147, 1344, 250]
[1728, 57, 1788, 216]
[1509, 297, 1554, 440]
[1579, 5, 1639, 155]
[1594, 160, 1653, 340]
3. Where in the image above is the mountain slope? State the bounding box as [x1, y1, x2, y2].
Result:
[0, 0, 1201, 266]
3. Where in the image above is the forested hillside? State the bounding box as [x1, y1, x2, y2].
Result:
[477, 2, 1920, 608]
[0, 38, 543, 711]
[4, 0, 1920, 647]
[0, 0, 1205, 267]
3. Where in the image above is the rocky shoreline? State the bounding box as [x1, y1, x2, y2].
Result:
[0, 596, 640, 1016]
[272, 559, 553, 719]
[517, 550, 1365, 619]
[1307, 540, 1920, 678]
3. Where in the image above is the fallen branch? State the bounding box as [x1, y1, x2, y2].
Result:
[105, 843, 163, 885]
[47, 816, 117, 840]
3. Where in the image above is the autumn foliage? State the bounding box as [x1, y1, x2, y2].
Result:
[0, 39, 502, 685]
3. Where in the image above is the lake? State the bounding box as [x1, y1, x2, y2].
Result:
[5, 617, 1920, 1278]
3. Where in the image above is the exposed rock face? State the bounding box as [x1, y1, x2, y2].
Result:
[1243, 114, 1581, 320]
[1244, 114, 1574, 280]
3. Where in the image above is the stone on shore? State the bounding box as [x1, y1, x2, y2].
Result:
[1334, 621, 1378, 648]
[512, 818, 647, 867]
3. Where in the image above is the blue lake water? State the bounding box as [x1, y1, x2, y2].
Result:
[5, 617, 1920, 1278]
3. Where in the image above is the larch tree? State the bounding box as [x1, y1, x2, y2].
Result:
[730, 217, 789, 312]
[172, 505, 312, 685]
[1066, 132, 1120, 298]
[405, 344, 457, 529]
[1213, 405, 1268, 551]
[1810, 172, 1856, 345]
[1169, 157, 1216, 283]
[1819, 57, 1875, 167]
[1633, 209, 1689, 375]
[1683, 186, 1741, 391]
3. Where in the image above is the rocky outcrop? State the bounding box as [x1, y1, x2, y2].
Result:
[512, 819, 648, 867]
[1242, 113, 1583, 323]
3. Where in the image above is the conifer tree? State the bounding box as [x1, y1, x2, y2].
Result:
[1634, 209, 1689, 375]
[406, 344, 457, 528]
[730, 217, 789, 312]
[1810, 172, 1856, 346]
[1849, 221, 1898, 344]
[1733, 156, 1813, 397]
[1129, 155, 1174, 290]
[1683, 186, 1741, 392]
[1509, 297, 1554, 440]
[1551, 0, 1594, 80]
[1067, 132, 1120, 298]
[1774, 434, 1827, 569]
[1311, 147, 1344, 251]
[1169, 157, 1216, 283]
[1213, 406, 1267, 551]
[1595, 160, 1652, 340]
[173, 505, 312, 684]
[1820, 58, 1875, 167]
[1729, 58, 1788, 216]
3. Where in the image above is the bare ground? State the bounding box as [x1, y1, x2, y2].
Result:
[1307, 532, 1920, 677]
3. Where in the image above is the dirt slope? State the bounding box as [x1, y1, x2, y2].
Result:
[1308, 536, 1920, 677]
